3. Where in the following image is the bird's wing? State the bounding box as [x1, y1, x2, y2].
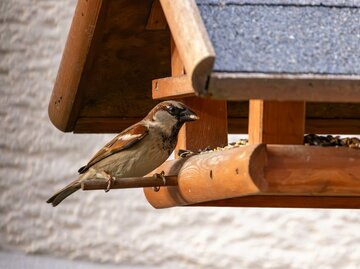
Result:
[78, 123, 149, 173]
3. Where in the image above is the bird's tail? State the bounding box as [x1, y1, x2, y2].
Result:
[47, 177, 83, 207]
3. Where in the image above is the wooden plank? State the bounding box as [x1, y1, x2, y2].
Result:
[168, 37, 228, 152]
[240, 118, 360, 135]
[152, 36, 194, 98]
[143, 145, 360, 209]
[146, 0, 167, 30]
[265, 145, 360, 195]
[48, 0, 104, 131]
[194, 196, 360, 209]
[171, 37, 185, 76]
[227, 118, 248, 134]
[160, 0, 215, 93]
[152, 75, 195, 100]
[78, 1, 170, 119]
[248, 100, 305, 144]
[304, 119, 360, 135]
[207, 72, 360, 102]
[176, 97, 228, 151]
[144, 144, 268, 208]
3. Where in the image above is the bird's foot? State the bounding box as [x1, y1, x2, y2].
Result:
[96, 171, 115, 193]
[152, 171, 166, 192]
[105, 175, 115, 193]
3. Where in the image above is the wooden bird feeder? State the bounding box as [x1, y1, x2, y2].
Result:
[49, 0, 360, 209]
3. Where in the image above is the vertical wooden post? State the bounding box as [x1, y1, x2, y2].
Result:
[171, 38, 228, 152]
[248, 100, 305, 144]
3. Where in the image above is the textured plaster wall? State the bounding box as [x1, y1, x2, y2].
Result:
[1, 1, 360, 268]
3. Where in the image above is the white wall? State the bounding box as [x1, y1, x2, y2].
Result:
[1, 1, 360, 268]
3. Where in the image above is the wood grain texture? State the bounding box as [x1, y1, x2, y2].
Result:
[144, 144, 268, 208]
[208, 72, 360, 102]
[144, 145, 360, 209]
[152, 75, 195, 100]
[169, 37, 228, 152]
[145, 0, 167, 30]
[176, 97, 228, 151]
[304, 119, 360, 135]
[78, 0, 170, 119]
[170, 37, 185, 76]
[248, 100, 305, 144]
[49, 0, 104, 131]
[160, 0, 215, 94]
[149, 37, 194, 100]
[265, 145, 360, 195]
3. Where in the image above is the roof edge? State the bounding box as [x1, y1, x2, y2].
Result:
[208, 72, 360, 102]
[160, 0, 215, 95]
[48, 0, 104, 132]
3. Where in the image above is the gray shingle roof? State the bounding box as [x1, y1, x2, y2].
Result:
[196, 1, 360, 7]
[197, 1, 360, 74]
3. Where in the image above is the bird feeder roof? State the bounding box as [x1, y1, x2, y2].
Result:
[49, 0, 360, 134]
[198, 0, 360, 74]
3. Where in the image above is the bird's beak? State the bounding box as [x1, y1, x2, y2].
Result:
[179, 108, 199, 122]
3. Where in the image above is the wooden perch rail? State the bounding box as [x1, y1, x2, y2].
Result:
[81, 175, 178, 190]
[144, 144, 360, 209]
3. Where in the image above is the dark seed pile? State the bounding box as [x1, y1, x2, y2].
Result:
[304, 134, 360, 148]
[177, 134, 360, 158]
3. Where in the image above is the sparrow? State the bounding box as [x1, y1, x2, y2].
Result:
[47, 100, 199, 206]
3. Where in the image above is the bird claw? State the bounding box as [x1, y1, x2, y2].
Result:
[153, 186, 160, 192]
[153, 171, 166, 192]
[105, 175, 115, 193]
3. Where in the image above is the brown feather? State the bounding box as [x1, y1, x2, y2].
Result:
[78, 123, 149, 174]
[46, 178, 82, 207]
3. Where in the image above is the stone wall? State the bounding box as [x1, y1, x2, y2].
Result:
[1, 1, 360, 268]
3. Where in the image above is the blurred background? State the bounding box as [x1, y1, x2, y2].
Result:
[1, 0, 360, 268]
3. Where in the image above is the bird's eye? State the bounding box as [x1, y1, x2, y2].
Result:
[167, 106, 177, 114]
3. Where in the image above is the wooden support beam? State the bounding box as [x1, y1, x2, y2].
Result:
[143, 145, 360, 209]
[176, 97, 228, 151]
[168, 37, 228, 152]
[152, 75, 194, 100]
[151, 38, 195, 99]
[171, 37, 185, 76]
[160, 0, 215, 93]
[207, 72, 360, 102]
[146, 0, 167, 30]
[248, 100, 305, 144]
